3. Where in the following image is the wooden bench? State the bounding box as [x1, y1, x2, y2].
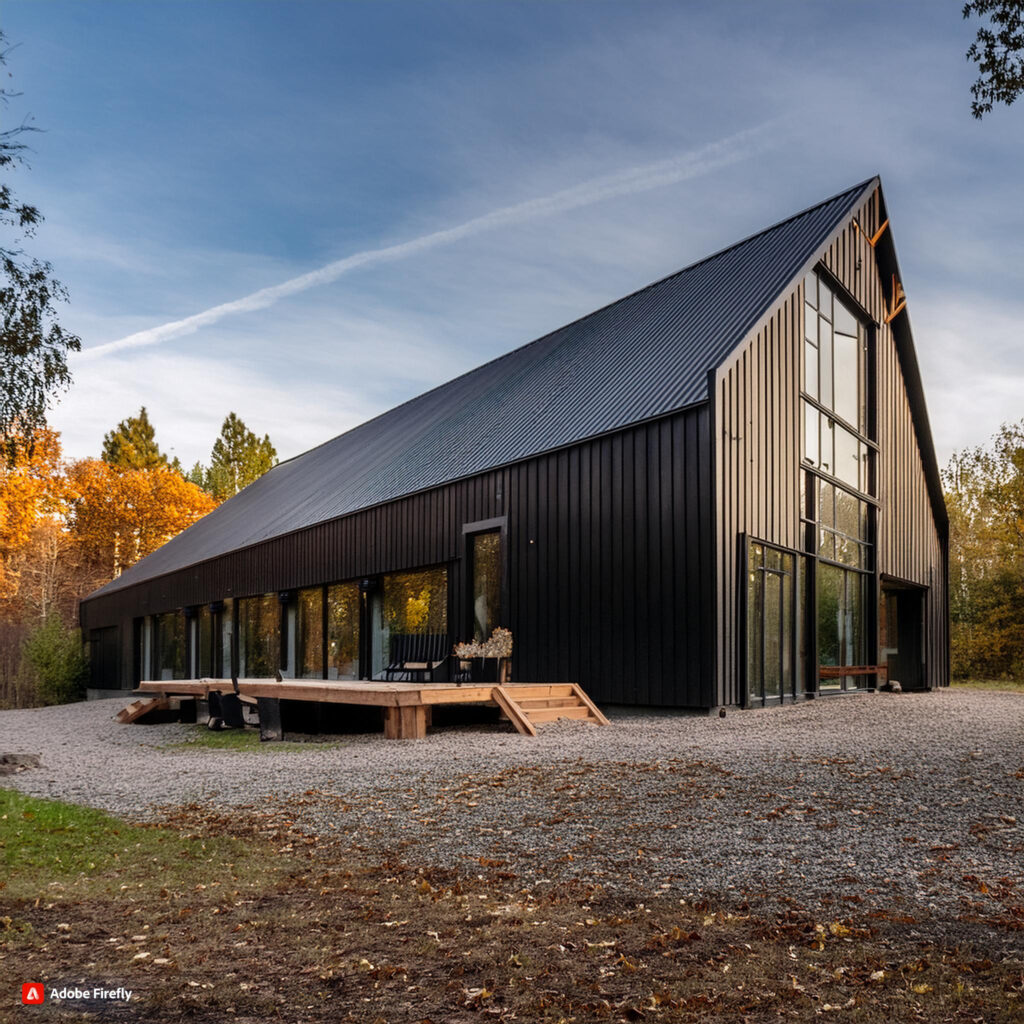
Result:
[383, 633, 449, 682]
[818, 665, 888, 679]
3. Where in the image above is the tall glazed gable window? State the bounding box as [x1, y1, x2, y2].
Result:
[802, 271, 873, 496]
[801, 268, 876, 694]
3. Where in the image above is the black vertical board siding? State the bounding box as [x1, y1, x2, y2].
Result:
[610, 433, 626, 697]
[577, 446, 592, 688]
[656, 421, 671, 706]
[73, 406, 712, 703]
[599, 438, 614, 693]
[681, 411, 700, 702]
[634, 428, 650, 705]
[566, 447, 580, 685]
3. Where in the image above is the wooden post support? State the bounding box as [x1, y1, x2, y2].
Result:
[383, 705, 428, 740]
[209, 691, 246, 729]
[257, 697, 283, 742]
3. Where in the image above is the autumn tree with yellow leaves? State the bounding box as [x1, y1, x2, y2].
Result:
[0, 424, 220, 706]
[66, 460, 215, 580]
[944, 418, 1024, 678]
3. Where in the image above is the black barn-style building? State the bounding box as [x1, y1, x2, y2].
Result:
[80, 177, 949, 708]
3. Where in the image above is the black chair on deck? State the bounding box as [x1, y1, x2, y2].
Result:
[383, 633, 449, 682]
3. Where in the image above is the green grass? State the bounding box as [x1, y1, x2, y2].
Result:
[162, 724, 341, 751]
[950, 677, 1024, 692]
[0, 788, 287, 900]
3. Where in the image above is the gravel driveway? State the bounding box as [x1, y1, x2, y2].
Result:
[3, 689, 1022, 948]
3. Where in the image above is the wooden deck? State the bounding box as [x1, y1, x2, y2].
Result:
[132, 679, 609, 739]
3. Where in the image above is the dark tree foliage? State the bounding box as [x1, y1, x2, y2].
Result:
[0, 32, 81, 455]
[964, 0, 1024, 118]
[101, 406, 169, 471]
[206, 412, 278, 500]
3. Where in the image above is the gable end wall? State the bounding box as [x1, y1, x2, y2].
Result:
[712, 188, 948, 705]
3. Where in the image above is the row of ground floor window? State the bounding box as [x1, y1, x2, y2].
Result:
[113, 552, 924, 704]
[139, 565, 460, 684]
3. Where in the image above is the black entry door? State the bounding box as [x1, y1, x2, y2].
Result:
[880, 585, 925, 690]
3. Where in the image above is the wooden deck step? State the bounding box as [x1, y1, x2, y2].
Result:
[524, 706, 594, 723]
[502, 684, 577, 699]
[516, 696, 583, 710]
[494, 683, 609, 733]
[116, 697, 170, 724]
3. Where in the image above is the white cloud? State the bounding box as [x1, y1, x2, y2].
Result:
[75, 122, 780, 361]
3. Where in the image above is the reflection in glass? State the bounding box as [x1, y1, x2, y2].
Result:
[296, 587, 323, 679]
[195, 605, 212, 677]
[472, 531, 502, 640]
[817, 564, 867, 690]
[834, 421, 860, 489]
[805, 341, 818, 401]
[804, 304, 818, 344]
[835, 488, 860, 539]
[747, 544, 799, 705]
[155, 611, 185, 681]
[220, 603, 233, 678]
[327, 583, 359, 680]
[819, 317, 833, 408]
[805, 403, 820, 467]
[238, 594, 280, 677]
[765, 572, 782, 698]
[371, 568, 448, 679]
[833, 331, 859, 426]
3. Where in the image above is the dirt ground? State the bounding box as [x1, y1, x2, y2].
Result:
[3, 800, 1022, 1024]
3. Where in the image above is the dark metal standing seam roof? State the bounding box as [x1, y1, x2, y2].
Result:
[89, 178, 876, 597]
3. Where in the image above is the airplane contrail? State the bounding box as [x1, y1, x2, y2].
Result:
[78, 124, 777, 361]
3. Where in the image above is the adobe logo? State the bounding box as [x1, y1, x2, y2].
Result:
[22, 983, 45, 1005]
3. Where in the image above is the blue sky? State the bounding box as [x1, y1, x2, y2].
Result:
[2, 0, 1021, 470]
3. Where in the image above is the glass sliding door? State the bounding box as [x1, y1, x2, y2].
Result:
[746, 542, 802, 706]
[817, 564, 868, 690]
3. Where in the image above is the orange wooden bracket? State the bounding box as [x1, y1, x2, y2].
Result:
[885, 273, 907, 323]
[853, 217, 890, 248]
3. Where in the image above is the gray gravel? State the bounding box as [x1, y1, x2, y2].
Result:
[2, 689, 1023, 942]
